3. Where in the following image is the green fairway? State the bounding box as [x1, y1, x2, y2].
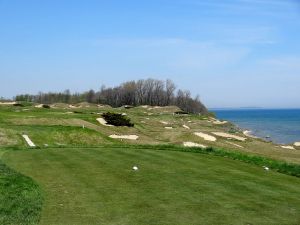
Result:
[3, 147, 300, 225]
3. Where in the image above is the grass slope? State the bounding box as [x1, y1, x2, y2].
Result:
[0, 160, 43, 225]
[3, 147, 300, 225]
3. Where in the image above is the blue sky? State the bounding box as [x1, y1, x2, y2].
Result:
[0, 0, 300, 108]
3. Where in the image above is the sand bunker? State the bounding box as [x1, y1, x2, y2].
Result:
[164, 127, 173, 129]
[225, 141, 244, 148]
[183, 142, 207, 148]
[294, 142, 300, 147]
[96, 118, 113, 127]
[194, 132, 217, 142]
[281, 145, 295, 150]
[109, 134, 139, 140]
[182, 125, 190, 129]
[22, 135, 36, 147]
[35, 104, 44, 108]
[212, 132, 247, 141]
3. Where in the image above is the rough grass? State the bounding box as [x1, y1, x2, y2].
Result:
[0, 160, 43, 225]
[3, 147, 300, 225]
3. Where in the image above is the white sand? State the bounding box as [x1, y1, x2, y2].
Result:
[96, 118, 113, 127]
[22, 135, 36, 147]
[225, 141, 244, 148]
[194, 132, 217, 142]
[183, 142, 207, 148]
[0, 101, 16, 105]
[182, 125, 190, 129]
[281, 145, 295, 150]
[294, 142, 300, 147]
[213, 120, 228, 125]
[165, 127, 173, 129]
[243, 130, 257, 138]
[141, 105, 149, 108]
[69, 105, 78, 108]
[109, 134, 139, 140]
[212, 132, 247, 141]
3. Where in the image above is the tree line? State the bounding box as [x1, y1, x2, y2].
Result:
[15, 79, 208, 114]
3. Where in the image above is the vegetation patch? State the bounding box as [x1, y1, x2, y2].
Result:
[102, 112, 134, 127]
[0, 160, 43, 225]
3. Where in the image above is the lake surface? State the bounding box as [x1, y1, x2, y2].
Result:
[213, 109, 300, 144]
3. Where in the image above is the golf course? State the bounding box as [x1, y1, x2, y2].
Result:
[1, 102, 300, 225]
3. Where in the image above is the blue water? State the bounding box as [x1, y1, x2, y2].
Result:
[213, 109, 300, 144]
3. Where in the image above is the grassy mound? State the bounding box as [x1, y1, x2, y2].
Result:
[0, 160, 43, 225]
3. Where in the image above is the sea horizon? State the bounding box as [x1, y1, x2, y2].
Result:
[213, 108, 300, 145]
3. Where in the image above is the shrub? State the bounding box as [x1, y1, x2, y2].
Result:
[42, 104, 50, 109]
[102, 112, 134, 127]
[13, 103, 24, 107]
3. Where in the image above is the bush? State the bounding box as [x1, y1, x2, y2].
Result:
[13, 103, 24, 107]
[102, 112, 134, 127]
[42, 104, 50, 109]
[174, 111, 189, 115]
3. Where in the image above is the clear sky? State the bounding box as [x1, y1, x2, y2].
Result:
[0, 0, 300, 108]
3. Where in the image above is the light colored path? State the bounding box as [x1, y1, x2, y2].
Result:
[194, 132, 217, 142]
[22, 135, 36, 147]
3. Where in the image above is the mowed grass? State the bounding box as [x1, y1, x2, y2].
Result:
[3, 147, 300, 225]
[0, 160, 43, 225]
